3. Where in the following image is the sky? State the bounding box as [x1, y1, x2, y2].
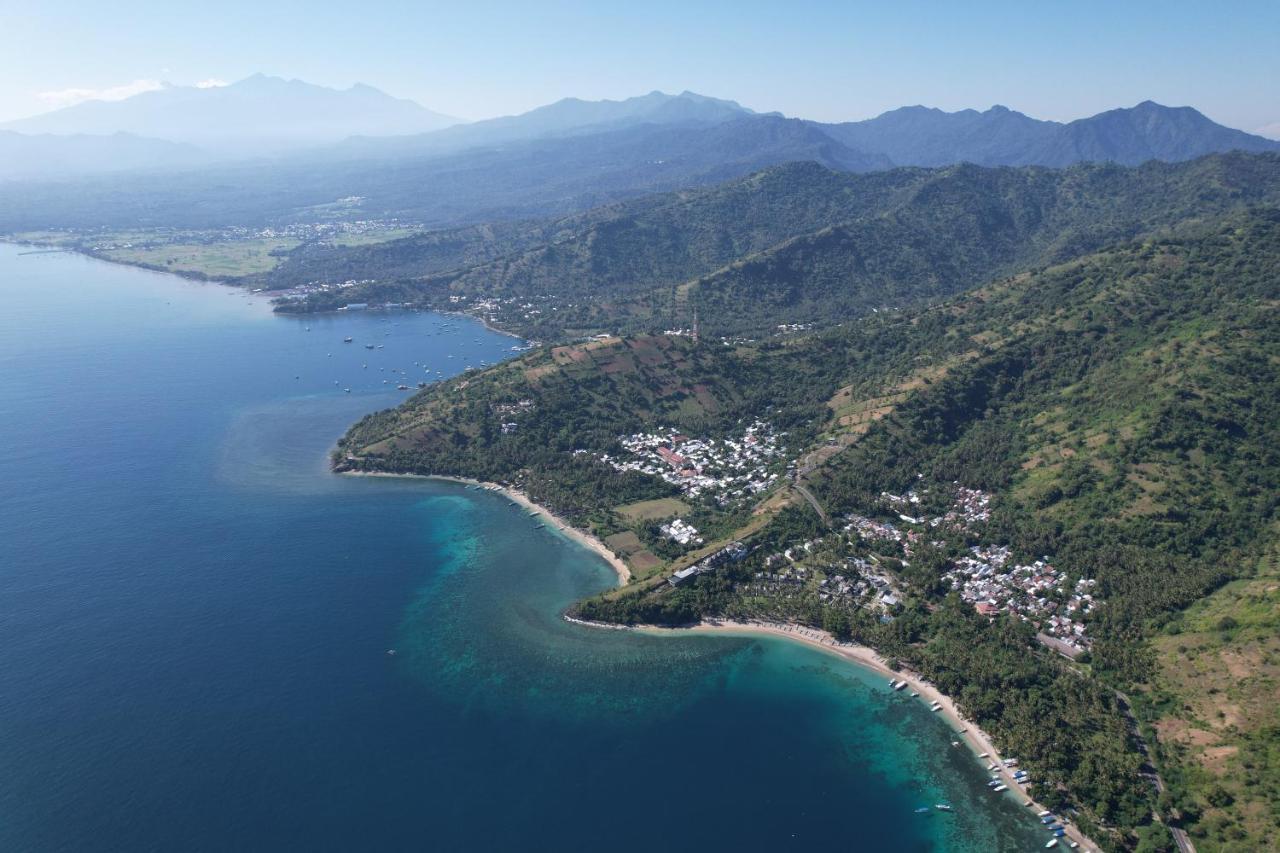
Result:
[3, 0, 1278, 136]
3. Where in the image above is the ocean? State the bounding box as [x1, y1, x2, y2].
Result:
[0, 244, 1047, 851]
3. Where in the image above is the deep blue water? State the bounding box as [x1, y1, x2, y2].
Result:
[0, 245, 1047, 851]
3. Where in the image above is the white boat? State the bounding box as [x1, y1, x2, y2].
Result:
[977, 752, 989, 758]
[993, 784, 1007, 792]
[1045, 840, 1058, 849]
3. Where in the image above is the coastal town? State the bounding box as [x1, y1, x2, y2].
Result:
[654, 479, 1100, 656]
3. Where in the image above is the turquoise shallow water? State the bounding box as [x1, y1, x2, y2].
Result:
[0, 244, 1048, 851]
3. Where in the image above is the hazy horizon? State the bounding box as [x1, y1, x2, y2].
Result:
[5, 0, 1279, 137]
[9, 74, 1274, 139]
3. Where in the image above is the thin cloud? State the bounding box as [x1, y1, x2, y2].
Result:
[195, 78, 228, 89]
[1256, 122, 1280, 140]
[36, 79, 165, 109]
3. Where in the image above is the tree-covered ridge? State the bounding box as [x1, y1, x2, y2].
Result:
[280, 153, 1280, 341]
[689, 153, 1280, 336]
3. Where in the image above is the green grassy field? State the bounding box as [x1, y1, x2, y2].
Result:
[102, 238, 300, 279]
[328, 228, 419, 247]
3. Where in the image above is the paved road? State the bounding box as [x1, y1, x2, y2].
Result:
[792, 480, 828, 524]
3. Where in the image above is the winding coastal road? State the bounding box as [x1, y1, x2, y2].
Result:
[1114, 690, 1196, 853]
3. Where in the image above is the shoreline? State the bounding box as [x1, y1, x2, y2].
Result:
[569, 614, 1099, 852]
[339, 470, 631, 585]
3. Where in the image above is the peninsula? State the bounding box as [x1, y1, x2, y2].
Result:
[335, 198, 1280, 850]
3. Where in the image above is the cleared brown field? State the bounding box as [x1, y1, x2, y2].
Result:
[615, 497, 690, 522]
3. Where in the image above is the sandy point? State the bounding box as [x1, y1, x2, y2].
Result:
[338, 469, 631, 585]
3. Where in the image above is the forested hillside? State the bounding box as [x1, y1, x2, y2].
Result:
[272, 161, 924, 323]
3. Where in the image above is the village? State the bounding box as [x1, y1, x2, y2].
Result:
[944, 548, 1098, 656]
[598, 421, 787, 507]
[859, 485, 1099, 654]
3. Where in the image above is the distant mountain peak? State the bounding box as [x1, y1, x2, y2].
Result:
[1, 74, 461, 154]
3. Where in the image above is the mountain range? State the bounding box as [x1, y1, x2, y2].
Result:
[1, 77, 1277, 230]
[818, 100, 1280, 167]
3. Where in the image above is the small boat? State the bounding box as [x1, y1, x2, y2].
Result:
[386, 649, 397, 656]
[365, 343, 375, 349]
[934, 804, 952, 812]
[894, 681, 908, 691]
[950, 741, 960, 747]
[914, 807, 931, 814]
[343, 388, 351, 393]
[992, 784, 1007, 792]
[1045, 841, 1058, 849]
[977, 752, 989, 758]
[1038, 810, 1051, 817]
[344, 337, 353, 343]
[910, 691, 919, 697]
[1068, 843, 1078, 849]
